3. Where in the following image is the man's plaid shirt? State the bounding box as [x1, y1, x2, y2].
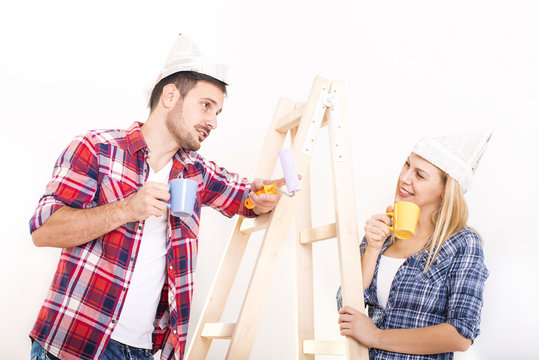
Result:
[337, 228, 488, 359]
[29, 122, 255, 360]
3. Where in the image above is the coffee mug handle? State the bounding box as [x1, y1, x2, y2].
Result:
[385, 211, 394, 232]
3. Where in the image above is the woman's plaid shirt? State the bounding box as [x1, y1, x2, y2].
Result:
[29, 122, 255, 360]
[337, 228, 488, 359]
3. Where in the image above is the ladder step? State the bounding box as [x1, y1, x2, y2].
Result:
[300, 223, 337, 244]
[275, 103, 306, 133]
[239, 212, 271, 233]
[201, 323, 235, 339]
[303, 340, 346, 355]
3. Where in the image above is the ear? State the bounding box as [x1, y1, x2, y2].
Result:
[160, 83, 179, 109]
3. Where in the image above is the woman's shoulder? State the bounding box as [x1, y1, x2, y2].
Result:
[442, 227, 484, 257]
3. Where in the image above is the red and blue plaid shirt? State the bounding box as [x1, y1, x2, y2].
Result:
[29, 122, 255, 360]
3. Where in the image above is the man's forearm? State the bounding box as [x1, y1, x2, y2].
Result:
[32, 201, 132, 248]
[375, 323, 471, 354]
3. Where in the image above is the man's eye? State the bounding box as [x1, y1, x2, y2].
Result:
[202, 102, 209, 109]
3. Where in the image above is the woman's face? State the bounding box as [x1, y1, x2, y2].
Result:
[395, 153, 446, 214]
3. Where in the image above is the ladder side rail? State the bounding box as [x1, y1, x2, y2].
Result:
[326, 81, 369, 359]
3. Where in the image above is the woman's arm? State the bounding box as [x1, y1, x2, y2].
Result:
[338, 306, 471, 354]
[361, 207, 392, 288]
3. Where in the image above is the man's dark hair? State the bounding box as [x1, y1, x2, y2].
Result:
[148, 71, 227, 112]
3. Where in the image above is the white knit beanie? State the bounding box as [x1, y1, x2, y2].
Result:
[412, 130, 492, 193]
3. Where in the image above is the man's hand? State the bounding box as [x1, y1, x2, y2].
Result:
[123, 181, 170, 222]
[248, 178, 286, 215]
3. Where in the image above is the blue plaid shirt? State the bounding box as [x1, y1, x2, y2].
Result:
[337, 227, 488, 360]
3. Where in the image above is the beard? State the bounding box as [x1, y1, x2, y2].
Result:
[165, 99, 201, 151]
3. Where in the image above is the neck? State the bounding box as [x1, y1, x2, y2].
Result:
[392, 207, 436, 256]
[141, 111, 180, 172]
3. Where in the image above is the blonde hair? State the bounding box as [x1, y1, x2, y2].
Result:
[423, 176, 469, 271]
[392, 174, 470, 272]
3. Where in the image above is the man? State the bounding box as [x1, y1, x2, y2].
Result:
[29, 34, 283, 360]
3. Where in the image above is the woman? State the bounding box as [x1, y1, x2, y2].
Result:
[338, 131, 491, 359]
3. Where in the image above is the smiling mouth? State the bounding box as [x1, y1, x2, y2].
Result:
[399, 187, 414, 197]
[196, 127, 210, 141]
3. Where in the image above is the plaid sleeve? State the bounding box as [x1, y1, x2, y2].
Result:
[198, 158, 256, 218]
[446, 230, 489, 341]
[29, 133, 99, 233]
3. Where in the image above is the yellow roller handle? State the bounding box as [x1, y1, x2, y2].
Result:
[245, 183, 278, 209]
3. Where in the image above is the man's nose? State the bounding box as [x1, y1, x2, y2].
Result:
[206, 113, 217, 130]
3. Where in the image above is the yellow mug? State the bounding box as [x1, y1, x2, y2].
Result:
[386, 201, 420, 239]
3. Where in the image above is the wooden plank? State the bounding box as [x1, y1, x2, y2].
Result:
[294, 167, 315, 360]
[275, 103, 306, 133]
[327, 80, 369, 359]
[226, 76, 330, 360]
[201, 323, 235, 339]
[299, 223, 337, 244]
[185, 97, 293, 360]
[303, 340, 347, 356]
[239, 212, 271, 234]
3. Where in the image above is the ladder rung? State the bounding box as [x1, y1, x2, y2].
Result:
[303, 340, 346, 355]
[300, 223, 337, 244]
[240, 213, 271, 233]
[275, 103, 306, 133]
[201, 323, 235, 339]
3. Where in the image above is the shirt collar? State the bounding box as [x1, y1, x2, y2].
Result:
[125, 122, 148, 156]
[125, 121, 199, 166]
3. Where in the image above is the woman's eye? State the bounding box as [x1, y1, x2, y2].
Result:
[416, 172, 424, 179]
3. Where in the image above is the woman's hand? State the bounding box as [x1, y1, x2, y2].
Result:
[364, 205, 392, 250]
[338, 306, 381, 347]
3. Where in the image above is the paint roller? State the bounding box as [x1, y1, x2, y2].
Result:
[245, 149, 301, 209]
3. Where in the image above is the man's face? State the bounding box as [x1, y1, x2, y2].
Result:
[165, 81, 224, 151]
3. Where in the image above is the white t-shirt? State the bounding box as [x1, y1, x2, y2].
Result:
[376, 255, 406, 308]
[111, 160, 172, 349]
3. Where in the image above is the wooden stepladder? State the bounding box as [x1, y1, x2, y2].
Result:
[185, 76, 368, 360]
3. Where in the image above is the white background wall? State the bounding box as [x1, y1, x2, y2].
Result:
[1, 0, 538, 359]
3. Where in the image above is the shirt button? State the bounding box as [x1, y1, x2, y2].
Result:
[169, 265, 173, 270]
[112, 319, 116, 324]
[173, 330, 177, 335]
[131, 257, 135, 262]
[138, 224, 143, 230]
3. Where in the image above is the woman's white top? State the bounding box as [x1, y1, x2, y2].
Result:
[111, 160, 172, 349]
[377, 255, 406, 308]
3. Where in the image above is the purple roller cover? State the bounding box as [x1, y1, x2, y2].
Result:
[279, 149, 301, 193]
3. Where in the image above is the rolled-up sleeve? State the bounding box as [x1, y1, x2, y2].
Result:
[446, 232, 489, 341]
[29, 134, 98, 233]
[199, 157, 256, 218]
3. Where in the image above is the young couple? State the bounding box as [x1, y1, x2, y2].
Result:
[29, 33, 489, 360]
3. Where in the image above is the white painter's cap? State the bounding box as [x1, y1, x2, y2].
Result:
[159, 33, 228, 83]
[412, 130, 492, 193]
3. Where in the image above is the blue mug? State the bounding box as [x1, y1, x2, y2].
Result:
[168, 178, 198, 217]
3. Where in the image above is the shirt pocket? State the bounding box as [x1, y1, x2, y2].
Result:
[405, 258, 452, 314]
[420, 258, 452, 284]
[96, 175, 137, 205]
